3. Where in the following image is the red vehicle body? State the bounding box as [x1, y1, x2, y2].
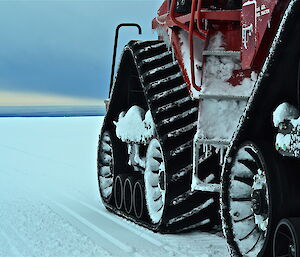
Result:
[152, 0, 289, 96]
[98, 1, 300, 256]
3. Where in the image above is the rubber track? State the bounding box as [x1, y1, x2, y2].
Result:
[100, 40, 219, 233]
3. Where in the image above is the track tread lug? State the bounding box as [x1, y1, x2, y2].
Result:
[100, 40, 219, 233]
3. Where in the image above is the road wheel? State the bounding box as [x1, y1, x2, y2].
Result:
[221, 141, 284, 257]
[273, 218, 300, 257]
[144, 138, 166, 224]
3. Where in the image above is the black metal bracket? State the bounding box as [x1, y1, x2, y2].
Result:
[109, 23, 142, 95]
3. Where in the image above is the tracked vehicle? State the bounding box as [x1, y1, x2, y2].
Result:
[98, 0, 300, 256]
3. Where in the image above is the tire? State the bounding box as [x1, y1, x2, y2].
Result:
[221, 141, 288, 257]
[144, 138, 166, 224]
[273, 218, 300, 257]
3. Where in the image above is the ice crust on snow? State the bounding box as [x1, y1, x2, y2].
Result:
[114, 106, 155, 144]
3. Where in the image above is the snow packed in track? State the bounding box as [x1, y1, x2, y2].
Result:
[0, 116, 229, 257]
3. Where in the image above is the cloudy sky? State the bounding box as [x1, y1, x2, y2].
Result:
[0, 0, 162, 105]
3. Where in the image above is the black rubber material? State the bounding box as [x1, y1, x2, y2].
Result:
[98, 40, 220, 233]
[273, 218, 300, 257]
[133, 179, 146, 220]
[124, 177, 136, 214]
[221, 1, 300, 256]
[222, 141, 290, 257]
[114, 174, 126, 210]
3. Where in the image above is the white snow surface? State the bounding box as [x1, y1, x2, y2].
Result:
[202, 32, 256, 97]
[197, 32, 256, 143]
[202, 57, 256, 97]
[0, 116, 229, 257]
[114, 106, 155, 144]
[198, 99, 248, 140]
[273, 103, 300, 155]
[273, 102, 299, 127]
[275, 119, 300, 155]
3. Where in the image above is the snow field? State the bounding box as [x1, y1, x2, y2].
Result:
[0, 117, 229, 257]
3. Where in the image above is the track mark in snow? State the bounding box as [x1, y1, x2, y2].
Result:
[0, 223, 35, 257]
[64, 194, 164, 247]
[61, 194, 191, 257]
[0, 229, 24, 257]
[52, 201, 139, 256]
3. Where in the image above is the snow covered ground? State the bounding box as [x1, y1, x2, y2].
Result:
[0, 116, 229, 257]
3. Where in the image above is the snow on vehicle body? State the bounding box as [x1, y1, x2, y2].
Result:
[98, 1, 300, 256]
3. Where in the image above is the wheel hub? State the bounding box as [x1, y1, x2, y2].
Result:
[289, 244, 296, 257]
[252, 169, 269, 232]
[158, 163, 165, 191]
[225, 144, 271, 256]
[252, 189, 268, 216]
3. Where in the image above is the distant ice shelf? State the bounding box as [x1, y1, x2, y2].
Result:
[0, 105, 105, 117]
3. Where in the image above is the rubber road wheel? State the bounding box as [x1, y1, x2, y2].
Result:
[221, 141, 289, 257]
[273, 218, 300, 257]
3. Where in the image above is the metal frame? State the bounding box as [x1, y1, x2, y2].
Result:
[162, 0, 242, 93]
[110, 23, 142, 95]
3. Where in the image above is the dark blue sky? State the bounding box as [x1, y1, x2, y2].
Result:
[0, 0, 162, 100]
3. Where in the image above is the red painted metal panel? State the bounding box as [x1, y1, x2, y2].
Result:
[199, 10, 241, 21]
[256, 0, 277, 48]
[152, 0, 283, 96]
[241, 0, 257, 69]
[241, 0, 278, 69]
